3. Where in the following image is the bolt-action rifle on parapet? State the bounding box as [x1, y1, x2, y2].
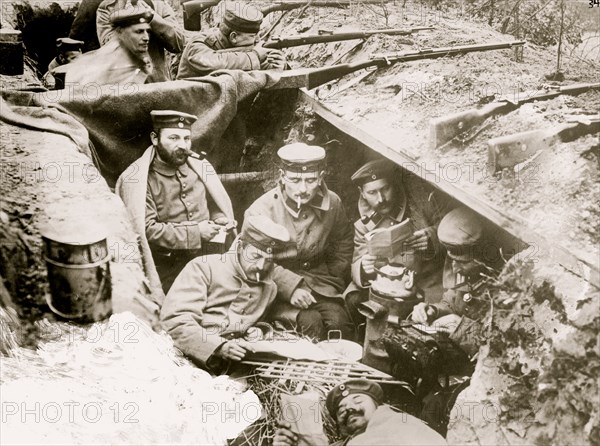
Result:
[274, 41, 526, 90]
[430, 82, 600, 149]
[487, 115, 600, 174]
[262, 27, 434, 50]
[182, 0, 400, 31]
[260, 0, 400, 16]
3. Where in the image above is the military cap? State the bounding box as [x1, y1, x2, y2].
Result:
[326, 379, 384, 415]
[278, 143, 326, 173]
[351, 159, 395, 186]
[110, 7, 153, 28]
[56, 37, 84, 52]
[240, 215, 290, 254]
[223, 2, 263, 34]
[150, 110, 197, 130]
[438, 207, 484, 260]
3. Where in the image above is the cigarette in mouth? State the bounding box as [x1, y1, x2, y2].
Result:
[297, 196, 301, 209]
[256, 272, 260, 282]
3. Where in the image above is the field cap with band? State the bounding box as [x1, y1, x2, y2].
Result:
[278, 143, 326, 173]
[240, 215, 290, 254]
[150, 110, 197, 130]
[56, 37, 84, 52]
[438, 207, 484, 261]
[223, 2, 263, 33]
[351, 159, 395, 186]
[110, 8, 153, 28]
[326, 379, 384, 415]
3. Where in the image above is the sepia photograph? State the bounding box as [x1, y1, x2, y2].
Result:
[0, 0, 598, 444]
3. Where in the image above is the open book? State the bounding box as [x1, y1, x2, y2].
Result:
[364, 218, 414, 258]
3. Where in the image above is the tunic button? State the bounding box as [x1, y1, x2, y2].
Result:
[182, 193, 186, 198]
[189, 213, 193, 218]
[186, 202, 191, 206]
[303, 214, 307, 219]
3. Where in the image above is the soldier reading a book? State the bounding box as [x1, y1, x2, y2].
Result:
[343, 160, 448, 332]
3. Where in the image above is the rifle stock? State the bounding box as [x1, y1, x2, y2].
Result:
[263, 27, 434, 49]
[488, 117, 600, 173]
[182, 0, 222, 31]
[429, 102, 513, 150]
[430, 82, 600, 149]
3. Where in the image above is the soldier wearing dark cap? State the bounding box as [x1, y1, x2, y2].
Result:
[411, 206, 491, 356]
[116, 110, 235, 296]
[177, 1, 286, 78]
[96, 0, 185, 82]
[274, 379, 446, 445]
[160, 215, 291, 372]
[61, 8, 159, 85]
[245, 143, 355, 342]
[42, 38, 84, 89]
[344, 159, 448, 333]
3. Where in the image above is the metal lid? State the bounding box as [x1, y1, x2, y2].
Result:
[39, 217, 108, 245]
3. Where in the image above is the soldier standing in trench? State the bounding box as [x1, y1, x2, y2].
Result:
[244, 143, 356, 342]
[96, 0, 185, 82]
[176, 1, 286, 79]
[59, 9, 159, 85]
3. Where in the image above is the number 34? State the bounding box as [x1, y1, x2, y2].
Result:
[590, 0, 599, 7]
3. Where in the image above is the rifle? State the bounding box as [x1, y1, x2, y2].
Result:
[182, 0, 222, 31]
[487, 116, 600, 174]
[430, 82, 600, 149]
[274, 40, 526, 90]
[261, 0, 399, 16]
[263, 27, 434, 49]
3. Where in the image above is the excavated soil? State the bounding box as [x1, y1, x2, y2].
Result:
[259, 2, 599, 272]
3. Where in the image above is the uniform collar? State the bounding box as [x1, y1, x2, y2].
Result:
[151, 154, 191, 177]
[357, 193, 407, 228]
[279, 182, 331, 218]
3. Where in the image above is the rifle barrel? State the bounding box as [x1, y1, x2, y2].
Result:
[263, 27, 434, 49]
[261, 0, 399, 15]
[305, 40, 526, 89]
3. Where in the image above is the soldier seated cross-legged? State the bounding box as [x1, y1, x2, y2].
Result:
[245, 143, 355, 342]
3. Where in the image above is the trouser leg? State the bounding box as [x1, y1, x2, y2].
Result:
[305, 297, 356, 342]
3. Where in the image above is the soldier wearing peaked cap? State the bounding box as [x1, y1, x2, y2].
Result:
[411, 206, 495, 357]
[344, 159, 448, 337]
[245, 143, 356, 342]
[274, 378, 447, 446]
[177, 1, 286, 78]
[96, 0, 185, 82]
[115, 110, 235, 297]
[61, 7, 162, 85]
[42, 38, 84, 89]
[160, 215, 292, 373]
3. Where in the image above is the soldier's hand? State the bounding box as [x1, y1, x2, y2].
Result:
[433, 314, 462, 335]
[198, 220, 220, 241]
[128, 0, 155, 14]
[273, 421, 298, 446]
[217, 340, 255, 361]
[266, 50, 286, 70]
[290, 288, 317, 309]
[412, 303, 437, 324]
[405, 229, 430, 252]
[252, 45, 269, 62]
[212, 216, 230, 226]
[361, 254, 378, 275]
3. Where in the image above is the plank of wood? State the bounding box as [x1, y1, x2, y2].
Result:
[299, 90, 600, 289]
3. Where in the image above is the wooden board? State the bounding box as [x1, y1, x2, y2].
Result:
[299, 90, 600, 289]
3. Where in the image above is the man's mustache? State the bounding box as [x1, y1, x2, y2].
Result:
[342, 409, 364, 425]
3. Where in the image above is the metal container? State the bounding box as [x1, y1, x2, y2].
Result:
[359, 264, 423, 372]
[42, 225, 112, 322]
[0, 29, 24, 76]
